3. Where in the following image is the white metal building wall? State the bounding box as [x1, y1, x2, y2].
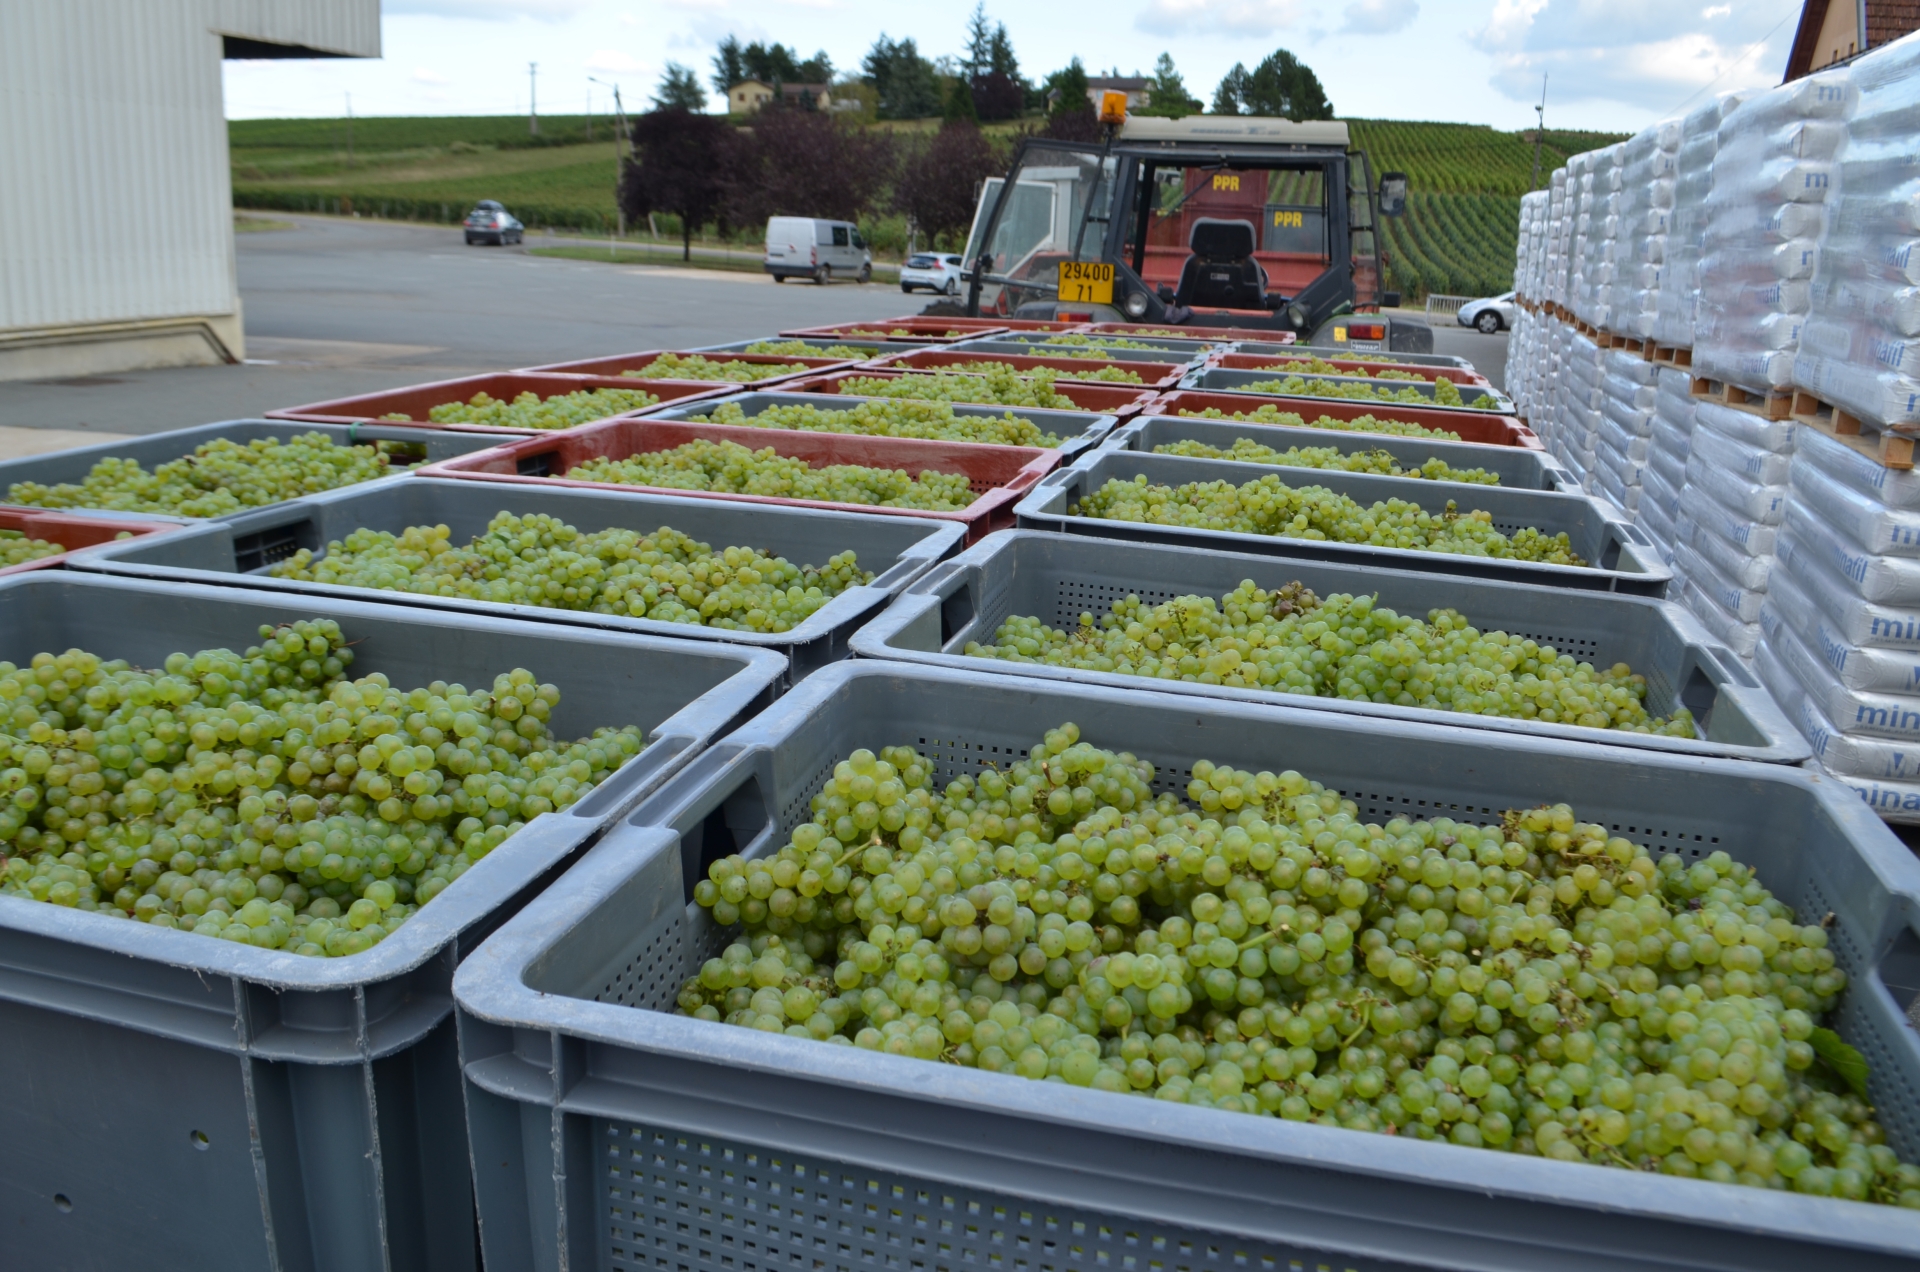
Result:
[0, 0, 376, 365]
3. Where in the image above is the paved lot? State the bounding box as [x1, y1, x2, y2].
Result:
[0, 216, 1509, 443]
[0, 216, 919, 438]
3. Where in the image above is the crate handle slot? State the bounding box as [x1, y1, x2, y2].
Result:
[514, 451, 561, 478]
[232, 520, 314, 573]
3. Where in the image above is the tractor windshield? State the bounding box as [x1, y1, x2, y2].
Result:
[1121, 163, 1332, 302]
[962, 143, 1115, 316]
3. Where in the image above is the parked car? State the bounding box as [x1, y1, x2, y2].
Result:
[465, 201, 523, 246]
[899, 252, 965, 296]
[1457, 291, 1516, 334]
[764, 216, 872, 284]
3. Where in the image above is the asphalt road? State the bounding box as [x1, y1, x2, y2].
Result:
[0, 215, 1510, 435]
[0, 216, 923, 435]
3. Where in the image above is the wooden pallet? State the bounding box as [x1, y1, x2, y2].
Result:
[1790, 390, 1915, 469]
[1690, 376, 1793, 420]
[1651, 344, 1692, 369]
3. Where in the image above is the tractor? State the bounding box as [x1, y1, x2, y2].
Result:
[962, 112, 1430, 355]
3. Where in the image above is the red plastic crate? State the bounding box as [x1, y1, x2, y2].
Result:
[1207, 350, 1492, 387]
[0, 510, 179, 577]
[779, 318, 1013, 343]
[267, 373, 732, 434]
[414, 417, 1061, 545]
[1084, 322, 1296, 343]
[516, 350, 855, 382]
[782, 370, 1156, 418]
[866, 348, 1187, 389]
[1147, 390, 1545, 449]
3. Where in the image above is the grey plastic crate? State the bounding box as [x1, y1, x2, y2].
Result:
[68, 476, 964, 682]
[0, 419, 500, 523]
[0, 570, 785, 1272]
[1185, 366, 1519, 414]
[453, 660, 1920, 1272]
[951, 335, 1213, 365]
[1015, 448, 1671, 595]
[848, 529, 1805, 763]
[959, 331, 1223, 356]
[645, 389, 1118, 458]
[690, 337, 923, 357]
[1235, 341, 1480, 371]
[1104, 414, 1575, 491]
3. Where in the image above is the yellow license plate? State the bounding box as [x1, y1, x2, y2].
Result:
[1058, 261, 1114, 305]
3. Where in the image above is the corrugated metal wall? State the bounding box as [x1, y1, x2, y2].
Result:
[0, 0, 377, 336]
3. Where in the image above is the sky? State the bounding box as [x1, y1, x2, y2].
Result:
[222, 0, 1809, 134]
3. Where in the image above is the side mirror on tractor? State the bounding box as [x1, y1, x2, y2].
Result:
[1378, 172, 1408, 218]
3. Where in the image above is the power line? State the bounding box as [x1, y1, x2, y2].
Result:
[1665, 4, 1799, 118]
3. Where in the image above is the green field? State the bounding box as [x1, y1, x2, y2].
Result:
[229, 114, 1626, 297]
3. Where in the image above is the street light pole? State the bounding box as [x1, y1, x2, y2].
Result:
[589, 76, 630, 237]
[1530, 74, 1547, 191]
[529, 63, 538, 136]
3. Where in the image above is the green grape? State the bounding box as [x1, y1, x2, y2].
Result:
[1244, 375, 1496, 410]
[1252, 356, 1436, 383]
[562, 439, 975, 511]
[673, 722, 1916, 1206]
[268, 512, 872, 632]
[1069, 473, 1585, 566]
[4, 434, 411, 518]
[0, 621, 646, 957]
[743, 340, 879, 358]
[1153, 438, 1498, 484]
[408, 388, 660, 430]
[1176, 405, 1462, 441]
[622, 353, 812, 383]
[695, 399, 1066, 448]
[0, 529, 66, 566]
[1042, 333, 1197, 354]
[833, 327, 972, 339]
[964, 582, 1693, 736]
[835, 364, 1117, 409]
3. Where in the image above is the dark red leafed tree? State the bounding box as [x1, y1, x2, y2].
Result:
[620, 107, 732, 260]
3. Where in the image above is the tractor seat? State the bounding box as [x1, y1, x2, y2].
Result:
[1173, 218, 1269, 310]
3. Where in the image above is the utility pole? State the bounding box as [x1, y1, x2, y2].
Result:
[345, 92, 354, 166]
[589, 77, 630, 236]
[1530, 73, 1547, 191]
[528, 63, 538, 136]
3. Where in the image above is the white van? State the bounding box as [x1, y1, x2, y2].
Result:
[764, 217, 872, 285]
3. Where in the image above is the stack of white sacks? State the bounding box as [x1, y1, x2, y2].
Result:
[1571, 145, 1623, 332]
[1636, 367, 1695, 562]
[1757, 427, 1920, 820]
[1691, 71, 1852, 397]
[1592, 347, 1657, 516]
[1652, 92, 1749, 350]
[1613, 122, 1681, 340]
[1506, 191, 1549, 426]
[1671, 401, 1794, 659]
[1793, 36, 1920, 439]
[1555, 329, 1605, 489]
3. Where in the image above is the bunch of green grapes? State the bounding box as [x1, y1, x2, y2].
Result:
[967, 583, 1690, 735]
[697, 399, 1065, 448]
[1245, 376, 1497, 411]
[835, 367, 1078, 408]
[0, 621, 643, 957]
[564, 439, 975, 511]
[268, 512, 871, 632]
[416, 388, 660, 430]
[0, 529, 67, 567]
[1255, 357, 1428, 383]
[1044, 333, 1196, 352]
[623, 354, 811, 383]
[837, 328, 969, 339]
[743, 340, 879, 358]
[4, 434, 409, 518]
[1176, 405, 1462, 441]
[1152, 438, 1499, 484]
[1069, 473, 1583, 566]
[676, 722, 1916, 1205]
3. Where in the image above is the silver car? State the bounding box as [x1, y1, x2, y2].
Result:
[1457, 291, 1516, 334]
[464, 201, 523, 246]
[899, 252, 965, 296]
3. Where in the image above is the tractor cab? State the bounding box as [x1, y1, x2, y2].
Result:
[962, 116, 1425, 353]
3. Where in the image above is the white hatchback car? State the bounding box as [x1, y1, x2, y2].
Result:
[899, 252, 966, 296]
[1457, 291, 1517, 334]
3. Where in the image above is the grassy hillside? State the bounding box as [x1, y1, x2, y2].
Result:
[1348, 120, 1628, 299]
[229, 114, 1628, 296]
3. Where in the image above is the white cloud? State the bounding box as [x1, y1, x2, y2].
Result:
[618, 12, 640, 26]
[1702, 4, 1732, 16]
[1135, 0, 1303, 37]
[584, 49, 649, 73]
[384, 0, 594, 18]
[1340, 0, 1417, 35]
[410, 67, 449, 85]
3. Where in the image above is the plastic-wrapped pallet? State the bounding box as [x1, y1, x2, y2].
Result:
[1652, 92, 1752, 350]
[1572, 145, 1625, 331]
[1693, 70, 1853, 396]
[1555, 330, 1604, 485]
[1638, 366, 1696, 561]
[1615, 120, 1681, 340]
[1592, 347, 1658, 516]
[1756, 423, 1920, 820]
[1794, 33, 1920, 438]
[1545, 167, 1572, 311]
[1672, 399, 1796, 658]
